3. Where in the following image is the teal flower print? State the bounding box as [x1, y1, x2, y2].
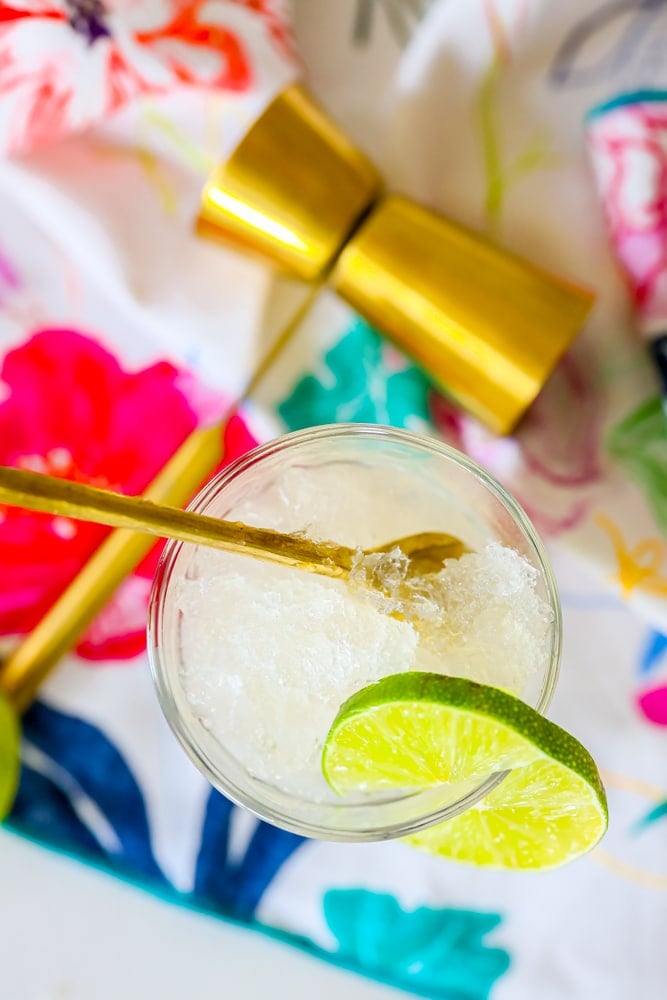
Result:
[277, 319, 433, 431]
[638, 798, 667, 829]
[323, 888, 510, 999]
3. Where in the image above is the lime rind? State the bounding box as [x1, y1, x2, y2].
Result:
[0, 692, 19, 820]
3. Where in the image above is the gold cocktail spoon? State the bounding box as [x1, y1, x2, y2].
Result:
[0, 465, 464, 582]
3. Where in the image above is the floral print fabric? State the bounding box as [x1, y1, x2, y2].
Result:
[0, 0, 289, 155]
[1, 2, 667, 999]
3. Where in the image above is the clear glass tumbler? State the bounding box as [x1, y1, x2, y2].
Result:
[148, 424, 561, 841]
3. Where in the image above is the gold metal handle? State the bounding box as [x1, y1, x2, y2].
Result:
[0, 465, 353, 579]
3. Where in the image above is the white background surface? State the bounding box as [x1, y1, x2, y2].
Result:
[0, 828, 393, 1000]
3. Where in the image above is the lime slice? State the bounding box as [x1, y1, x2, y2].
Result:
[0, 692, 19, 820]
[322, 672, 607, 870]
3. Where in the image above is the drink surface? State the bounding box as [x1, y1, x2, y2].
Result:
[172, 460, 554, 804]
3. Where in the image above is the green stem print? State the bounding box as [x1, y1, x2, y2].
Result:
[141, 105, 214, 175]
[136, 146, 179, 216]
[134, 102, 226, 214]
[477, 0, 559, 233]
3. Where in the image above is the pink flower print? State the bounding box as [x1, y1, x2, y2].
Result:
[429, 347, 603, 539]
[0, 0, 291, 156]
[516, 352, 603, 490]
[0, 328, 258, 660]
[638, 686, 667, 726]
[588, 97, 667, 331]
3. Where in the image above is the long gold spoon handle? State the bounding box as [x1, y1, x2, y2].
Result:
[0, 466, 352, 579]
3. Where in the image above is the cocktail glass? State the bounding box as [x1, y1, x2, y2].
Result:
[148, 424, 561, 841]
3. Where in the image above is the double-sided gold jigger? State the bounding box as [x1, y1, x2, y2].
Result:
[199, 84, 595, 435]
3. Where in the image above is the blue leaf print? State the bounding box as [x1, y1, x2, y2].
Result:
[13, 765, 103, 857]
[639, 629, 667, 675]
[194, 789, 304, 921]
[323, 889, 510, 999]
[278, 318, 433, 432]
[10, 701, 165, 883]
[193, 790, 234, 901]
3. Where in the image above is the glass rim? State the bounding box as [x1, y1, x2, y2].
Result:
[148, 423, 562, 842]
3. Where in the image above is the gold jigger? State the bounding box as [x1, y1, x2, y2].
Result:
[198, 84, 595, 435]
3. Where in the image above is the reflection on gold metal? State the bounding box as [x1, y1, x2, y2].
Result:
[205, 188, 310, 255]
[197, 84, 381, 281]
[332, 195, 594, 435]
